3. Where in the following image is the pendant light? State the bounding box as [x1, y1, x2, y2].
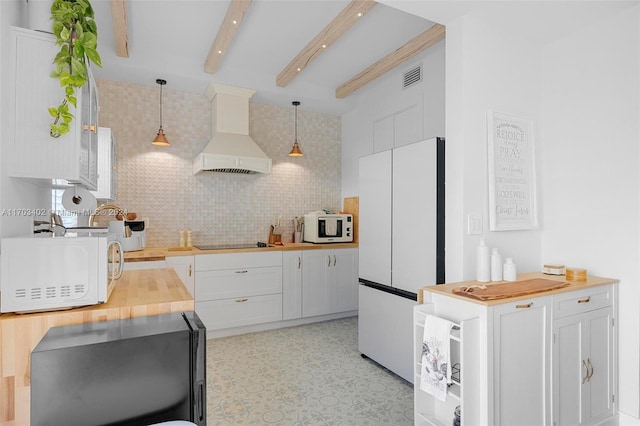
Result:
[151, 79, 170, 146]
[289, 101, 303, 157]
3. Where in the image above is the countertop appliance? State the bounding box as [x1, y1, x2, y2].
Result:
[358, 137, 445, 383]
[303, 212, 353, 243]
[0, 232, 123, 313]
[31, 311, 206, 426]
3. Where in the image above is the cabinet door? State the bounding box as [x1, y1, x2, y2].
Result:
[332, 248, 358, 313]
[358, 150, 392, 286]
[92, 127, 116, 200]
[165, 256, 195, 298]
[493, 296, 552, 426]
[586, 307, 614, 424]
[302, 251, 332, 317]
[554, 307, 614, 426]
[282, 251, 302, 320]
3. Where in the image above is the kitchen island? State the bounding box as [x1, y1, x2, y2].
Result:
[415, 272, 618, 426]
[0, 267, 192, 426]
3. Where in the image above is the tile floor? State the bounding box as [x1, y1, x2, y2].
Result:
[206, 317, 414, 425]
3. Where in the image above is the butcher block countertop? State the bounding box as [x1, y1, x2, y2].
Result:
[125, 241, 359, 262]
[0, 268, 193, 426]
[419, 272, 618, 306]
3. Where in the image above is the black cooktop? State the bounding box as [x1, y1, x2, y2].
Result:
[195, 242, 267, 250]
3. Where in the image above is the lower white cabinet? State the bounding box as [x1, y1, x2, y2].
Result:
[282, 251, 303, 320]
[415, 278, 617, 426]
[301, 248, 358, 317]
[194, 252, 283, 331]
[553, 286, 615, 426]
[165, 255, 194, 297]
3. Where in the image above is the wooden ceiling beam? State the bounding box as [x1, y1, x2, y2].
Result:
[336, 23, 445, 99]
[109, 0, 129, 58]
[276, 0, 377, 88]
[205, 0, 253, 74]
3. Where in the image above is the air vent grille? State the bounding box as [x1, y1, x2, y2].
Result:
[207, 168, 255, 174]
[403, 65, 422, 89]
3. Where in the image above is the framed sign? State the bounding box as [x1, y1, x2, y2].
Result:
[487, 111, 538, 231]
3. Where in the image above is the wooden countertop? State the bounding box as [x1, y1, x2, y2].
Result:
[419, 272, 618, 306]
[125, 241, 359, 262]
[0, 268, 193, 425]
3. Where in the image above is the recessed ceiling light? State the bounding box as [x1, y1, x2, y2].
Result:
[218, 50, 222, 54]
[322, 44, 326, 48]
[232, 20, 237, 24]
[297, 67, 301, 72]
[357, 12, 362, 17]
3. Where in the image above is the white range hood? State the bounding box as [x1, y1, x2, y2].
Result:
[193, 84, 272, 174]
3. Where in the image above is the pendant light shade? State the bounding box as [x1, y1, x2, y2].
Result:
[152, 79, 170, 146]
[289, 101, 303, 157]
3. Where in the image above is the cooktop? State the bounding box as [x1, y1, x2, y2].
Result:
[195, 242, 267, 250]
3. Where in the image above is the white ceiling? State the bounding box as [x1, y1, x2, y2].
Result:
[90, 0, 438, 115]
[90, 0, 638, 116]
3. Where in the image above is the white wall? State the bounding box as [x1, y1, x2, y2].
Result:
[540, 6, 640, 417]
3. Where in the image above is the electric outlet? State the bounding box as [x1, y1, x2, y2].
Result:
[467, 214, 482, 235]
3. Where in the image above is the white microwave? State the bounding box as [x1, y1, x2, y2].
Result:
[0, 232, 124, 313]
[303, 213, 353, 243]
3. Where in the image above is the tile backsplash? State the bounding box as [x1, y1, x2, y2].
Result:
[96, 79, 342, 247]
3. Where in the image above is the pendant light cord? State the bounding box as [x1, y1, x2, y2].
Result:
[159, 82, 163, 130]
[294, 103, 298, 142]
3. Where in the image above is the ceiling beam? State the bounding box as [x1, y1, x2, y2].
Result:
[336, 23, 445, 99]
[109, 0, 129, 58]
[276, 0, 377, 88]
[204, 0, 253, 74]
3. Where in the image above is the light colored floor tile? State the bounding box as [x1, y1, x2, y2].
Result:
[206, 317, 414, 425]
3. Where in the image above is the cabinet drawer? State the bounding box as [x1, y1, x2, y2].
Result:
[553, 285, 613, 319]
[195, 266, 282, 301]
[195, 251, 282, 271]
[195, 294, 283, 331]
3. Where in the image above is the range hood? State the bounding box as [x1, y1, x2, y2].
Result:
[193, 84, 272, 174]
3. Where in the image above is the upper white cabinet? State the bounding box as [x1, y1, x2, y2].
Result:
[9, 26, 99, 190]
[91, 127, 117, 200]
[372, 102, 423, 152]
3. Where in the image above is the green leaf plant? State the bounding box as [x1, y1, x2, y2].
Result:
[49, 0, 101, 138]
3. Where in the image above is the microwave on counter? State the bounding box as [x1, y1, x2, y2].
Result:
[0, 232, 124, 313]
[304, 212, 353, 243]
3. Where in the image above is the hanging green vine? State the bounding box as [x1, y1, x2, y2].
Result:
[49, 0, 101, 138]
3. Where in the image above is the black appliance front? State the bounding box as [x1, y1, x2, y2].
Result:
[31, 312, 206, 426]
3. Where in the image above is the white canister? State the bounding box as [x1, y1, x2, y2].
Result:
[491, 248, 503, 281]
[503, 258, 517, 282]
[476, 238, 490, 282]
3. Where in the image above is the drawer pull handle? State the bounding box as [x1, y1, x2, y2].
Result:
[582, 359, 589, 384]
[577, 296, 591, 304]
[188, 264, 192, 277]
[235, 270, 249, 274]
[298, 257, 301, 269]
[327, 256, 331, 267]
[235, 298, 248, 303]
[516, 302, 533, 309]
[82, 123, 97, 133]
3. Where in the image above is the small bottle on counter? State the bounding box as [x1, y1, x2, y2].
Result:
[503, 258, 517, 281]
[187, 230, 193, 247]
[491, 248, 503, 281]
[179, 230, 185, 247]
[476, 238, 490, 282]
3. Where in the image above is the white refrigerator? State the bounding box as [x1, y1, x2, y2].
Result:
[358, 137, 445, 383]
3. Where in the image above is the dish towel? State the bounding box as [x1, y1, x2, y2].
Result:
[420, 314, 454, 401]
[324, 218, 338, 236]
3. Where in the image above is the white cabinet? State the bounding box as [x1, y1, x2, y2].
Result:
[91, 127, 117, 200]
[194, 252, 283, 331]
[9, 27, 99, 190]
[302, 248, 358, 317]
[417, 278, 618, 426]
[553, 286, 615, 426]
[493, 297, 552, 425]
[165, 255, 194, 298]
[372, 102, 424, 152]
[282, 251, 303, 320]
